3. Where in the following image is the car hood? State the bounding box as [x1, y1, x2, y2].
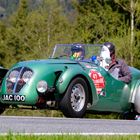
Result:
[14, 59, 78, 67]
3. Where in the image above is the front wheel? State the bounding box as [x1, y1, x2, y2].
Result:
[59, 77, 89, 118]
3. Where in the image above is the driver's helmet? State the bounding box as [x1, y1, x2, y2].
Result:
[71, 44, 85, 60]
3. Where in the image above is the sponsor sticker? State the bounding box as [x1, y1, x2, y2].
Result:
[84, 64, 97, 69]
[89, 69, 105, 94]
[2, 94, 25, 102]
[85, 64, 92, 68]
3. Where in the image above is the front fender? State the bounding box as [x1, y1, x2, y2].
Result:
[56, 67, 99, 105]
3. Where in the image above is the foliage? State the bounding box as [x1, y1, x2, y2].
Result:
[75, 0, 138, 66]
[0, 0, 140, 68]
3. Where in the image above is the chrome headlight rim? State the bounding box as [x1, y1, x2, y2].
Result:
[8, 70, 19, 83]
[22, 70, 33, 83]
[37, 80, 48, 93]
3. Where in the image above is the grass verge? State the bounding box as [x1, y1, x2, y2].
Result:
[2, 108, 121, 119]
[0, 134, 140, 140]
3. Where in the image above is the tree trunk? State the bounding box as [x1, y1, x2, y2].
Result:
[130, 0, 134, 66]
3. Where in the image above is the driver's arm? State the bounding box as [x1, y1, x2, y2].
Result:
[118, 60, 132, 84]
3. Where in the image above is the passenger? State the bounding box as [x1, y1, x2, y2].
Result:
[100, 42, 132, 83]
[70, 44, 85, 60]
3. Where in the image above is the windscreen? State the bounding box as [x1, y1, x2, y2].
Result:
[51, 44, 102, 60]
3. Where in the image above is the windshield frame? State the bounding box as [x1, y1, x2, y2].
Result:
[51, 44, 103, 61]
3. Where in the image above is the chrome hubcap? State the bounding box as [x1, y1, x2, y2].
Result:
[71, 83, 86, 112]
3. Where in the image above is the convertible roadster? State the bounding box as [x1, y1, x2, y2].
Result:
[0, 44, 140, 118]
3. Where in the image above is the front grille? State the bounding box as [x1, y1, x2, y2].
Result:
[6, 67, 33, 94]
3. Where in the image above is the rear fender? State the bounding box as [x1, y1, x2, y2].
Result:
[129, 80, 140, 103]
[130, 80, 140, 113]
[56, 67, 99, 105]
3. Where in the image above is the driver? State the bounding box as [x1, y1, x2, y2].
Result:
[100, 42, 132, 83]
[70, 44, 85, 60]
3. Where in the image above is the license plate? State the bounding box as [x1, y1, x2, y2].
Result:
[2, 94, 25, 102]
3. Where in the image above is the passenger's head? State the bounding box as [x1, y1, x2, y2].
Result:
[71, 44, 85, 60]
[103, 42, 115, 55]
[99, 42, 115, 69]
[102, 42, 115, 61]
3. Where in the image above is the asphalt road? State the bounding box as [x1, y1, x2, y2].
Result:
[0, 116, 140, 134]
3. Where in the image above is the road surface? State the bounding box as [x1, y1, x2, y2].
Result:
[0, 116, 140, 134]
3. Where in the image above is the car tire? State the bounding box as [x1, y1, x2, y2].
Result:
[121, 111, 136, 120]
[59, 77, 89, 118]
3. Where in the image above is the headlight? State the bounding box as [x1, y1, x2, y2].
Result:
[22, 71, 33, 83]
[8, 70, 19, 83]
[37, 80, 48, 93]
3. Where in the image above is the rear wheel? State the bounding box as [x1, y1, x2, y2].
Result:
[121, 111, 136, 120]
[59, 77, 89, 118]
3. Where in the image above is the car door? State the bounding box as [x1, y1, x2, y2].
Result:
[90, 66, 131, 112]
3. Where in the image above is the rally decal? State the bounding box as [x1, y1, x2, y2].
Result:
[89, 69, 105, 94]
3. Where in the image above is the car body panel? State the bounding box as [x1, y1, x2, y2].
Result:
[55, 62, 98, 105]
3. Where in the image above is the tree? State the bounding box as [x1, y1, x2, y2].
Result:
[114, 0, 138, 65]
[5, 0, 28, 63]
[74, 1, 124, 43]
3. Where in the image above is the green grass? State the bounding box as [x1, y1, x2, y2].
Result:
[2, 107, 121, 119]
[0, 134, 140, 140]
[2, 108, 64, 117]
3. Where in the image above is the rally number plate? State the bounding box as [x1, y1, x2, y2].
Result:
[2, 94, 25, 102]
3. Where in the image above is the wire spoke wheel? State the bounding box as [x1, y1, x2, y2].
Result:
[60, 77, 89, 118]
[71, 83, 86, 112]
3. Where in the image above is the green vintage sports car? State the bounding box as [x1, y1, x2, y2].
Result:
[0, 44, 140, 118]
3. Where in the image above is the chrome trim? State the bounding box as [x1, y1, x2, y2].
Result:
[13, 67, 24, 94]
